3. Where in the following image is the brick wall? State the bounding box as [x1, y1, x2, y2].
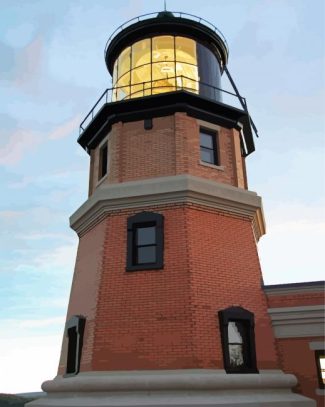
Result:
[265, 289, 324, 405]
[267, 292, 324, 308]
[276, 337, 323, 406]
[57, 220, 106, 375]
[63, 203, 279, 371]
[88, 113, 247, 195]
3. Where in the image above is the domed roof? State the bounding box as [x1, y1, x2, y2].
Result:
[156, 10, 175, 18]
[104, 11, 229, 74]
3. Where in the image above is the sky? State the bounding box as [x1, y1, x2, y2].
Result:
[0, 0, 324, 394]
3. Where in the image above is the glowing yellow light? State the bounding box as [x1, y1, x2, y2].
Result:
[113, 36, 199, 101]
[161, 65, 174, 73]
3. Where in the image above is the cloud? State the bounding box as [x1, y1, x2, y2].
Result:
[0, 206, 66, 232]
[0, 114, 83, 167]
[15, 232, 74, 241]
[20, 316, 65, 328]
[0, 210, 24, 220]
[11, 241, 78, 276]
[4, 296, 68, 313]
[48, 114, 81, 140]
[14, 35, 43, 89]
[0, 129, 41, 166]
[0, 34, 44, 91]
[2, 316, 65, 330]
[0, 41, 16, 81]
[0, 206, 75, 274]
[33, 243, 78, 271]
[9, 167, 87, 189]
[0, 333, 62, 393]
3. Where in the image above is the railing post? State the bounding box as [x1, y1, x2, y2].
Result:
[143, 82, 145, 97]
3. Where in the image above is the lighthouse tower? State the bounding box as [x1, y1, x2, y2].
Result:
[29, 11, 315, 407]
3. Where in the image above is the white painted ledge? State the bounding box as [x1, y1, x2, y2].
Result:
[41, 369, 298, 392]
[25, 370, 316, 407]
[268, 305, 325, 338]
[309, 341, 324, 351]
[69, 174, 265, 240]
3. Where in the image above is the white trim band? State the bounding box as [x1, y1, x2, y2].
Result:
[268, 305, 325, 338]
[41, 369, 297, 393]
[70, 175, 265, 239]
[26, 370, 316, 407]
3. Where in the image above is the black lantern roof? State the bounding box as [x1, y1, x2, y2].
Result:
[104, 11, 229, 75]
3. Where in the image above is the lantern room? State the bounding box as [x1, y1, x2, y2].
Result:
[105, 11, 229, 102]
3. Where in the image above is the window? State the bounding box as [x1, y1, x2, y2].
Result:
[127, 212, 164, 271]
[65, 315, 86, 376]
[218, 307, 258, 374]
[98, 142, 108, 180]
[200, 129, 218, 165]
[315, 350, 325, 389]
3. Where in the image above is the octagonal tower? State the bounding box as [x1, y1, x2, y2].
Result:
[28, 10, 315, 407]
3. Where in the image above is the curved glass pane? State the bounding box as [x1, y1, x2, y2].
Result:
[131, 65, 152, 97]
[176, 63, 198, 92]
[111, 35, 221, 101]
[152, 36, 174, 62]
[197, 43, 221, 100]
[175, 36, 196, 64]
[152, 60, 176, 94]
[112, 59, 118, 86]
[132, 39, 151, 68]
[116, 72, 130, 100]
[118, 46, 131, 78]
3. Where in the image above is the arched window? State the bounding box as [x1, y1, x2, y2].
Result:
[126, 212, 164, 271]
[64, 315, 86, 376]
[218, 307, 258, 373]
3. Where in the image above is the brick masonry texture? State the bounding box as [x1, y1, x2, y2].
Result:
[266, 292, 324, 308]
[88, 113, 247, 195]
[276, 337, 323, 406]
[265, 290, 324, 406]
[59, 111, 323, 405]
[61, 203, 279, 373]
[57, 220, 106, 375]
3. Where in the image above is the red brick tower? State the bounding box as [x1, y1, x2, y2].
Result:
[29, 10, 315, 407]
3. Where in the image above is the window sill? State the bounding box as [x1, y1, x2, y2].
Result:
[96, 173, 108, 187]
[199, 160, 225, 171]
[225, 368, 259, 374]
[316, 388, 325, 396]
[63, 372, 78, 378]
[126, 263, 163, 272]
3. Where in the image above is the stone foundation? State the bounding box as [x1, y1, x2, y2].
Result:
[26, 369, 315, 407]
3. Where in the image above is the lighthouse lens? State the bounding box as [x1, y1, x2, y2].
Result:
[113, 36, 199, 101]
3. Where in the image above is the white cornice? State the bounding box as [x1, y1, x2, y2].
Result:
[264, 283, 324, 296]
[70, 175, 266, 239]
[268, 305, 325, 338]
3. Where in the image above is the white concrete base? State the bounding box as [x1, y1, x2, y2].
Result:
[26, 369, 316, 407]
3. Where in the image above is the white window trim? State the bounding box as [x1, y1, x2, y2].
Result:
[199, 160, 225, 171]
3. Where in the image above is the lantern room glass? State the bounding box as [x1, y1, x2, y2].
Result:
[112, 35, 202, 101]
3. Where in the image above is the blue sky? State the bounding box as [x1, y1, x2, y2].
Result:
[0, 0, 324, 394]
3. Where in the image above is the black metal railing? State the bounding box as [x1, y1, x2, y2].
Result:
[104, 11, 229, 59]
[79, 76, 247, 135]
